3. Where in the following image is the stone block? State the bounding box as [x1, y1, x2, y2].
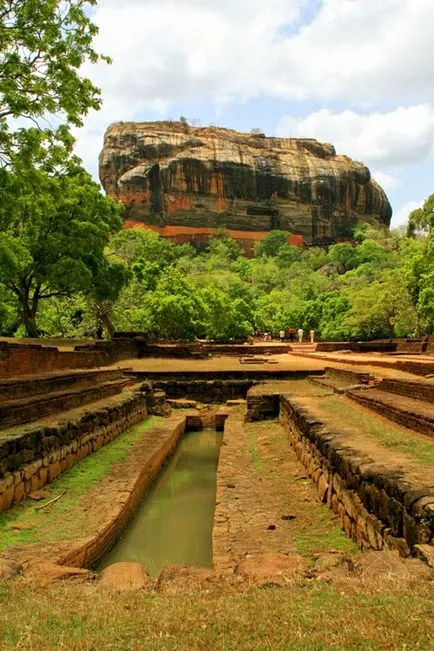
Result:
[317, 474, 329, 503]
[413, 544, 434, 568]
[30, 474, 40, 493]
[13, 482, 25, 503]
[331, 494, 339, 515]
[38, 466, 48, 486]
[0, 473, 13, 493]
[384, 532, 411, 557]
[48, 461, 61, 483]
[2, 485, 14, 511]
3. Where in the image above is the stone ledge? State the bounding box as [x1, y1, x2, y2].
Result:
[279, 395, 434, 559]
[0, 393, 148, 513]
[57, 415, 187, 569]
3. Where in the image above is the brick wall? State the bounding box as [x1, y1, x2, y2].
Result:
[0, 339, 139, 378]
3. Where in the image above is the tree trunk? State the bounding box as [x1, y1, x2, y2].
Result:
[415, 312, 421, 338]
[21, 299, 39, 337]
[100, 312, 115, 339]
[94, 301, 115, 339]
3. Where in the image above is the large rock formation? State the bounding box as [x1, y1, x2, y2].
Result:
[99, 121, 391, 251]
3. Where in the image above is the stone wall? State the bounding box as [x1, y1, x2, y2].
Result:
[245, 385, 280, 421]
[279, 396, 433, 556]
[136, 342, 291, 358]
[59, 415, 187, 569]
[0, 340, 138, 378]
[0, 394, 147, 513]
[0, 342, 107, 378]
[316, 341, 397, 353]
[324, 367, 371, 386]
[148, 379, 255, 402]
[378, 378, 434, 403]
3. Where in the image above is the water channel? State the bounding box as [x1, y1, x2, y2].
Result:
[99, 428, 223, 578]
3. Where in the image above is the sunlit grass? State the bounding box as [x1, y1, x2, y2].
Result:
[318, 397, 434, 465]
[0, 416, 162, 551]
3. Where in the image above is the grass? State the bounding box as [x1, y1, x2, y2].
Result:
[0, 416, 162, 551]
[318, 397, 434, 465]
[248, 431, 265, 472]
[293, 502, 359, 558]
[0, 578, 432, 650]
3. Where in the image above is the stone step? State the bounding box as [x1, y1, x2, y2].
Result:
[289, 344, 317, 353]
[0, 378, 134, 430]
[376, 378, 434, 404]
[0, 368, 129, 401]
[347, 388, 434, 438]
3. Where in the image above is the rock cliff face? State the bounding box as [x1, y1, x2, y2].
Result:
[99, 121, 391, 251]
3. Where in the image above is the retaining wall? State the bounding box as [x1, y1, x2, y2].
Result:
[0, 340, 138, 378]
[150, 379, 256, 402]
[280, 395, 434, 556]
[316, 341, 397, 353]
[0, 343, 107, 378]
[324, 367, 371, 386]
[0, 394, 148, 514]
[378, 378, 434, 404]
[58, 415, 187, 569]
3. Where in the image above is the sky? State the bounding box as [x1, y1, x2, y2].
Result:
[73, 0, 434, 228]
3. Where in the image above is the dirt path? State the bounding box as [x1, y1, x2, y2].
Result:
[213, 408, 356, 572]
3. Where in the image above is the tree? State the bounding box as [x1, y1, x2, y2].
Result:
[276, 243, 302, 268]
[341, 270, 416, 340]
[207, 228, 243, 261]
[328, 243, 359, 271]
[148, 270, 205, 340]
[407, 194, 434, 236]
[200, 287, 252, 341]
[1, 0, 108, 167]
[0, 166, 123, 336]
[254, 230, 290, 257]
[90, 258, 130, 338]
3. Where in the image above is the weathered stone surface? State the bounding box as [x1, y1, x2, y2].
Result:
[235, 552, 308, 585]
[413, 544, 434, 568]
[156, 565, 217, 593]
[98, 562, 153, 592]
[99, 121, 391, 252]
[30, 563, 95, 584]
[311, 552, 351, 580]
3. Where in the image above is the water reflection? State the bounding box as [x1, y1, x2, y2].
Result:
[99, 429, 223, 578]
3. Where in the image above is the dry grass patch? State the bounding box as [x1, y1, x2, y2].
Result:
[0, 577, 432, 650]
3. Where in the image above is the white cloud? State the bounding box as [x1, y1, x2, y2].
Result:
[83, 0, 434, 112]
[73, 0, 434, 194]
[275, 105, 434, 167]
[371, 171, 400, 193]
[391, 200, 423, 228]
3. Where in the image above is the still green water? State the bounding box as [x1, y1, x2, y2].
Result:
[99, 429, 223, 578]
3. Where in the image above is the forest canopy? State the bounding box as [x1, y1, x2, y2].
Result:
[0, 217, 432, 341]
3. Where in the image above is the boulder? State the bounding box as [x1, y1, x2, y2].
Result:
[98, 562, 153, 592]
[99, 121, 391, 255]
[29, 563, 95, 584]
